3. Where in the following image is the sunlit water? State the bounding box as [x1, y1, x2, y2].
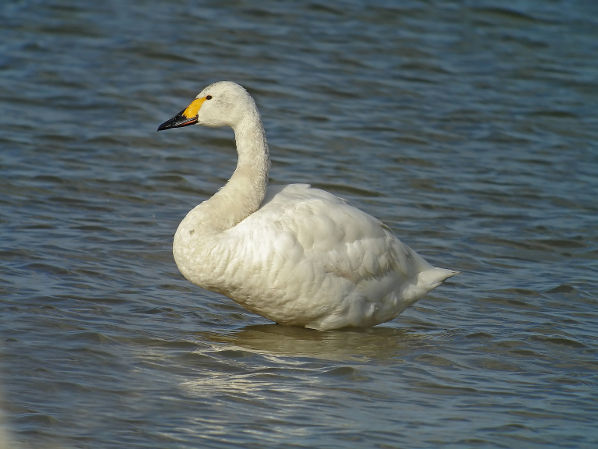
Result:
[1, 1, 597, 448]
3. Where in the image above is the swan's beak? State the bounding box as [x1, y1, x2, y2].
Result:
[157, 97, 206, 131]
[157, 109, 197, 131]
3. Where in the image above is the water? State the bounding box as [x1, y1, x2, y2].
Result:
[1, 0, 597, 447]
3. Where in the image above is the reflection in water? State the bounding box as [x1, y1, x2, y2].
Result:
[205, 324, 429, 361]
[179, 325, 430, 420]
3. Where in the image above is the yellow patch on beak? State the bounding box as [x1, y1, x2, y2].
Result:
[182, 97, 207, 119]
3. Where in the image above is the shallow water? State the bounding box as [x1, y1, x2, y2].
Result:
[1, 0, 597, 448]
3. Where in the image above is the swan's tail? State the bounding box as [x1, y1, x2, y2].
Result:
[418, 267, 459, 290]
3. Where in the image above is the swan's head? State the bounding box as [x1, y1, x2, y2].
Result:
[157, 81, 256, 131]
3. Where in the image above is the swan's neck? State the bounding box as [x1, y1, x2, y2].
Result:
[199, 113, 270, 232]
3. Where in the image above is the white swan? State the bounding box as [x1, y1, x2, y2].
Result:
[158, 81, 457, 331]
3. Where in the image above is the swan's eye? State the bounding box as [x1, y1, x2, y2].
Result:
[206, 95, 212, 100]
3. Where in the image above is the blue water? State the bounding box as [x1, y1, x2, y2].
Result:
[1, 1, 597, 448]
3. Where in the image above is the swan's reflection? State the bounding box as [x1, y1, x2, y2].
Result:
[205, 323, 429, 362]
[180, 324, 435, 402]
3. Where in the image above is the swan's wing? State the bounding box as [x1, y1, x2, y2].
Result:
[232, 184, 431, 286]
[218, 183, 448, 329]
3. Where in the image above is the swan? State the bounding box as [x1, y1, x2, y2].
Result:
[157, 81, 457, 331]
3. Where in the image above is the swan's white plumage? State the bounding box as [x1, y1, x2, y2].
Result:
[158, 81, 457, 330]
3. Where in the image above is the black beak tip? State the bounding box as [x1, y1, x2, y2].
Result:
[157, 116, 178, 131]
[157, 111, 198, 132]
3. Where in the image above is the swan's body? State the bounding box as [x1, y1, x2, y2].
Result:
[158, 81, 456, 330]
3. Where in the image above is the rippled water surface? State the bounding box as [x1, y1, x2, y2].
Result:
[2, 1, 597, 448]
